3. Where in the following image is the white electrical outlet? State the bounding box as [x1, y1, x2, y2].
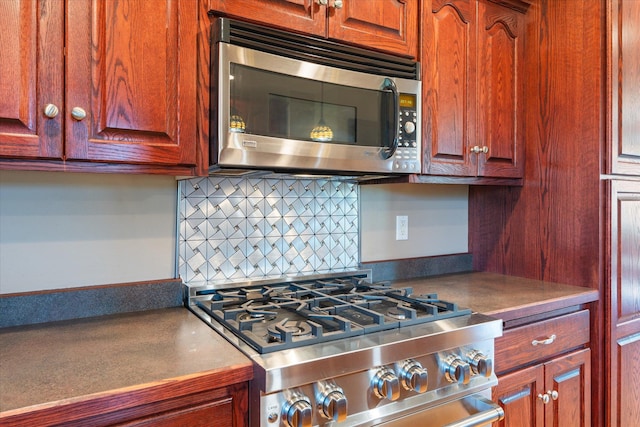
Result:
[396, 215, 409, 240]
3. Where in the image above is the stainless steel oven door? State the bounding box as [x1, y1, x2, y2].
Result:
[377, 395, 504, 427]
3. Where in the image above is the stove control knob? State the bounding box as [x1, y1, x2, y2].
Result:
[443, 355, 471, 385]
[372, 367, 400, 401]
[282, 393, 312, 427]
[399, 359, 429, 393]
[317, 384, 348, 422]
[468, 350, 493, 378]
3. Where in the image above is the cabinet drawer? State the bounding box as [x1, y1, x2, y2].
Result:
[495, 310, 589, 374]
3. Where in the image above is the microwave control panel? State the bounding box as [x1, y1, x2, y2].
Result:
[395, 99, 420, 172]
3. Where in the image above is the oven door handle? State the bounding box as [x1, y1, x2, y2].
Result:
[441, 400, 505, 427]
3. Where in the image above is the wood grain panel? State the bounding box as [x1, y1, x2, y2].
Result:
[207, 0, 326, 37]
[607, 180, 640, 427]
[545, 349, 591, 427]
[610, 0, 640, 175]
[0, 375, 250, 427]
[495, 310, 590, 374]
[617, 189, 640, 321]
[422, 0, 477, 176]
[617, 334, 640, 427]
[330, 0, 418, 58]
[494, 364, 545, 427]
[0, 0, 63, 158]
[469, 0, 602, 288]
[65, 0, 197, 165]
[476, 0, 524, 178]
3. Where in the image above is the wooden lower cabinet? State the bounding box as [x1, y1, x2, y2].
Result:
[493, 349, 591, 427]
[0, 383, 248, 427]
[493, 309, 591, 427]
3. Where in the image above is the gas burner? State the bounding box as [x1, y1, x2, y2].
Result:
[237, 311, 276, 323]
[268, 319, 313, 342]
[387, 306, 409, 320]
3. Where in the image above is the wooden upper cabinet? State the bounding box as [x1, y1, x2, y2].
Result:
[476, 0, 524, 178]
[0, 0, 198, 171]
[610, 0, 640, 175]
[65, 0, 197, 165]
[0, 0, 64, 159]
[422, 0, 525, 179]
[208, 0, 418, 58]
[422, 0, 477, 177]
[329, 0, 418, 58]
[207, 0, 327, 37]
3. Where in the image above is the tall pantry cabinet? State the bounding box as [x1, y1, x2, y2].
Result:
[469, 0, 640, 425]
[605, 0, 640, 425]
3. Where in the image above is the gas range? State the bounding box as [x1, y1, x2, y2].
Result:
[186, 271, 504, 426]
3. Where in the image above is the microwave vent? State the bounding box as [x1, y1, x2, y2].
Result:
[211, 16, 419, 80]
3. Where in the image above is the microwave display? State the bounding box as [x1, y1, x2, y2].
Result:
[229, 64, 393, 147]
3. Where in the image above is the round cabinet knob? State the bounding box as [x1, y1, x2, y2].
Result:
[44, 104, 59, 118]
[318, 386, 348, 422]
[372, 367, 400, 401]
[403, 121, 416, 134]
[399, 359, 428, 393]
[468, 350, 493, 378]
[538, 393, 550, 404]
[282, 393, 312, 427]
[443, 355, 471, 385]
[470, 145, 481, 154]
[70, 107, 87, 121]
[547, 390, 559, 400]
[317, 0, 328, 4]
[333, 0, 343, 8]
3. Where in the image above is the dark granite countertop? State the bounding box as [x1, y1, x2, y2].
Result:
[0, 272, 598, 419]
[0, 307, 253, 415]
[393, 272, 598, 322]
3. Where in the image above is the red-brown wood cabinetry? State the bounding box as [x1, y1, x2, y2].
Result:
[605, 179, 640, 427]
[0, 381, 249, 427]
[493, 310, 591, 427]
[422, 0, 526, 179]
[0, 0, 198, 174]
[207, 0, 418, 59]
[494, 350, 591, 427]
[610, 0, 640, 176]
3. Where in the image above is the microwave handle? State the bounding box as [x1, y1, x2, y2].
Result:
[381, 78, 399, 159]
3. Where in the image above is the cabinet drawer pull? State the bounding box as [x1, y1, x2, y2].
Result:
[531, 334, 556, 346]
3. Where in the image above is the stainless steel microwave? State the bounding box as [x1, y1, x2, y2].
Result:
[209, 18, 422, 177]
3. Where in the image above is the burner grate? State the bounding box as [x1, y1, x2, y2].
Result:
[195, 275, 471, 353]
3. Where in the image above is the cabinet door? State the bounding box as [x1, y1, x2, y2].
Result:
[329, 0, 418, 58]
[610, 0, 640, 175]
[65, 0, 197, 165]
[476, 0, 524, 178]
[422, 0, 478, 177]
[208, 0, 326, 36]
[544, 349, 591, 427]
[0, 0, 63, 158]
[493, 364, 544, 427]
[607, 180, 640, 427]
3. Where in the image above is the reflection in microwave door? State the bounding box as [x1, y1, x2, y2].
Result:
[229, 114, 246, 133]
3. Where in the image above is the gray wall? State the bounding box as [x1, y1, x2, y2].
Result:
[0, 171, 468, 294]
[0, 171, 177, 294]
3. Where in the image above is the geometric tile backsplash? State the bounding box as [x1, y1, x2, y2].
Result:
[177, 176, 359, 285]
